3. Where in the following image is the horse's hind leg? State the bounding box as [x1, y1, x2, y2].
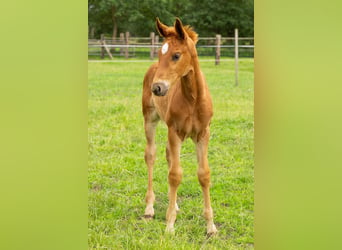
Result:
[166, 142, 180, 213]
[143, 114, 159, 218]
[165, 127, 182, 233]
[196, 128, 217, 235]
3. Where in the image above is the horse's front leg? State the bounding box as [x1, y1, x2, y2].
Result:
[196, 128, 217, 236]
[165, 127, 182, 233]
[143, 117, 159, 219]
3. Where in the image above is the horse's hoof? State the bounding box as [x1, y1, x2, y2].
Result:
[143, 214, 154, 220]
[144, 206, 154, 220]
[165, 225, 175, 234]
[206, 231, 217, 238]
[206, 224, 218, 237]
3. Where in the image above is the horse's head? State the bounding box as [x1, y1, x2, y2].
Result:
[151, 18, 198, 96]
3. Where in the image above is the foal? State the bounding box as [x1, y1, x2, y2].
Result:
[142, 18, 217, 235]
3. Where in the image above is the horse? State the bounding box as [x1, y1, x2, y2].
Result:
[142, 17, 217, 235]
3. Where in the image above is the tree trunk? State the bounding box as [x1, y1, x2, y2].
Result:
[112, 20, 117, 40]
[111, 6, 117, 53]
[90, 27, 95, 39]
[112, 7, 117, 40]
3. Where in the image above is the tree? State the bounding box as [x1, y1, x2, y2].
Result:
[88, 0, 136, 39]
[88, 0, 254, 38]
[187, 0, 254, 37]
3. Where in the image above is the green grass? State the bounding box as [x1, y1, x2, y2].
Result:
[88, 58, 254, 249]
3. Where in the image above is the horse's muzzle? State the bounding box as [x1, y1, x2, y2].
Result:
[151, 81, 169, 96]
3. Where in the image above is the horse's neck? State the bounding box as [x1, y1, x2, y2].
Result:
[181, 58, 206, 103]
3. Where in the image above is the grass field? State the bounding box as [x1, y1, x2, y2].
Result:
[88, 58, 254, 249]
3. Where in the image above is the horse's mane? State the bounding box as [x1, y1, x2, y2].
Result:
[183, 25, 198, 44]
[165, 25, 199, 44]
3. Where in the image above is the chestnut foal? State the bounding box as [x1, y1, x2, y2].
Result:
[142, 18, 217, 235]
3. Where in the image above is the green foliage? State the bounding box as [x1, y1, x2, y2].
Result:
[88, 0, 254, 38]
[88, 58, 254, 249]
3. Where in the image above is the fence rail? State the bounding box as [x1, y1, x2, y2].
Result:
[89, 30, 252, 85]
[88, 44, 255, 48]
[88, 31, 254, 64]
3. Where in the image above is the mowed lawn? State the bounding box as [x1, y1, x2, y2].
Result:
[88, 58, 254, 249]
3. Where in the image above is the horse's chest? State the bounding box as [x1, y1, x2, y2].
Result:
[166, 106, 204, 139]
[153, 92, 211, 140]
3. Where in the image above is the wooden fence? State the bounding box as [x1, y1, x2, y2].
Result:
[89, 30, 253, 85]
[88, 30, 254, 62]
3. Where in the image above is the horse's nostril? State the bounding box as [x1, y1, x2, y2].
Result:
[152, 85, 161, 95]
[152, 82, 168, 96]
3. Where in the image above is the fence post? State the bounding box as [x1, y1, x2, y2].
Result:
[215, 34, 221, 65]
[235, 29, 239, 86]
[100, 34, 105, 59]
[119, 33, 124, 56]
[155, 35, 159, 57]
[125, 31, 130, 59]
[150, 32, 155, 60]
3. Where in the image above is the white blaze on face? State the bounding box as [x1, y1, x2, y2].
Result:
[161, 42, 169, 55]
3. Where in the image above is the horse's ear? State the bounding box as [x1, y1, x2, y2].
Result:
[174, 18, 186, 40]
[156, 17, 168, 37]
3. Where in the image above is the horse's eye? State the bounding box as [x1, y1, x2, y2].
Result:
[172, 53, 181, 61]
